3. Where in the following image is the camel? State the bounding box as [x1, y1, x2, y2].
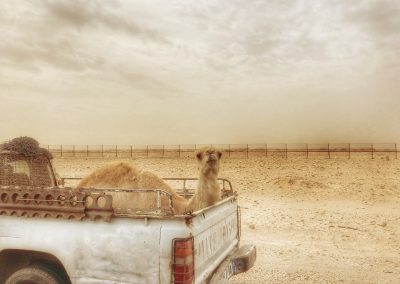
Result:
[78, 162, 188, 214]
[185, 147, 222, 212]
[77, 147, 222, 214]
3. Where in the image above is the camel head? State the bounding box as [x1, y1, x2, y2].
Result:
[196, 147, 222, 176]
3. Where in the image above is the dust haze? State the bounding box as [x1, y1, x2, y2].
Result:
[0, 1, 399, 144]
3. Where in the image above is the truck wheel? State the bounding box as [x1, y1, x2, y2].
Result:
[5, 264, 66, 284]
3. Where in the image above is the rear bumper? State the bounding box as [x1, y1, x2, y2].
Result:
[209, 244, 256, 283]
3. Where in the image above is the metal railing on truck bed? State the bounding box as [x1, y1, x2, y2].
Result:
[61, 176, 234, 200]
[0, 178, 235, 222]
[61, 177, 234, 195]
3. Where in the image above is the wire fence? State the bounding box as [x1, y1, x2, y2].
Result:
[42, 143, 399, 159]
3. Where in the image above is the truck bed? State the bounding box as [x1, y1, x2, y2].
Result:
[0, 179, 245, 284]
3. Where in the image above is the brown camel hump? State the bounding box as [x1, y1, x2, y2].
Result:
[78, 162, 141, 188]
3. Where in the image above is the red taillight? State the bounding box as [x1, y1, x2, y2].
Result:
[173, 237, 194, 284]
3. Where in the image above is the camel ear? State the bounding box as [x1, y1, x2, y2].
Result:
[196, 152, 203, 161]
[217, 151, 222, 159]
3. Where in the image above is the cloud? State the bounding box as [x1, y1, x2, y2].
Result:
[0, 2, 109, 73]
[0, 36, 106, 73]
[344, 0, 400, 37]
[172, 0, 334, 76]
[339, 0, 400, 76]
[114, 68, 183, 99]
[42, 0, 168, 43]
[0, 1, 399, 144]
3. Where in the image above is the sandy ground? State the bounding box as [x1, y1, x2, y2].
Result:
[53, 153, 400, 284]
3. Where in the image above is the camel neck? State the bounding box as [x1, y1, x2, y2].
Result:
[198, 173, 219, 192]
[199, 170, 218, 179]
[187, 167, 221, 211]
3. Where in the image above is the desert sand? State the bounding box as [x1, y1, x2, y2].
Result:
[53, 153, 400, 284]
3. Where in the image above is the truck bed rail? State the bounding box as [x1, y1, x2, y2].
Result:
[61, 177, 234, 197]
[1, 178, 235, 222]
[0, 186, 174, 222]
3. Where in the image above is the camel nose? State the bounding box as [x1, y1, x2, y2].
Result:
[208, 153, 217, 161]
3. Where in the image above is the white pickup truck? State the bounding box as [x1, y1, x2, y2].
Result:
[0, 148, 256, 284]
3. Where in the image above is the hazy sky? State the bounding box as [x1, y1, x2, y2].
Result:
[0, 0, 399, 144]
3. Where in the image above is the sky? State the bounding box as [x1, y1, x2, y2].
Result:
[0, 0, 399, 145]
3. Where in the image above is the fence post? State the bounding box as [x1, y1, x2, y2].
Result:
[328, 143, 330, 159]
[306, 144, 309, 159]
[130, 145, 133, 158]
[285, 144, 288, 159]
[228, 144, 231, 158]
[60, 145, 63, 158]
[371, 143, 374, 159]
[348, 143, 351, 159]
[116, 145, 118, 158]
[73, 145, 75, 157]
[147, 145, 149, 157]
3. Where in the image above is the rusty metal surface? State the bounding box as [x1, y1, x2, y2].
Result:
[83, 188, 175, 216]
[0, 185, 180, 222]
[0, 153, 56, 187]
[62, 177, 236, 199]
[0, 186, 113, 222]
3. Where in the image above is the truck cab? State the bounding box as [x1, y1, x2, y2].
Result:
[0, 150, 57, 188]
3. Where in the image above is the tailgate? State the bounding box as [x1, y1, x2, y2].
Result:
[190, 197, 239, 283]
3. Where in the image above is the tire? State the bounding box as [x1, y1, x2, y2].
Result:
[5, 264, 66, 284]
